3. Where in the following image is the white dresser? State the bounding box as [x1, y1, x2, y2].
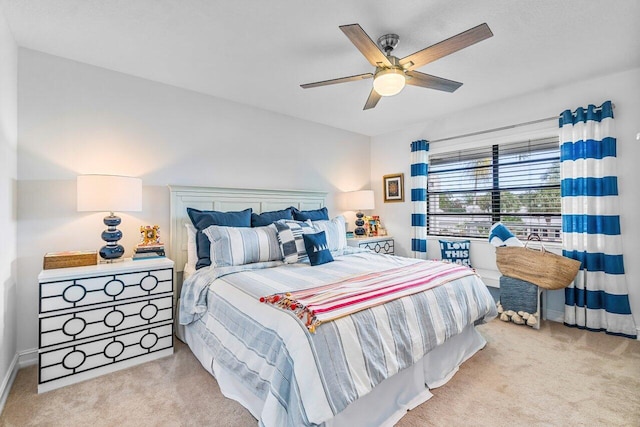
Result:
[38, 257, 174, 393]
[347, 236, 395, 255]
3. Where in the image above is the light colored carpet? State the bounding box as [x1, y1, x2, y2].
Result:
[1, 319, 639, 426]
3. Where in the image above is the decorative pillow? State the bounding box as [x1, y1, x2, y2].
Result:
[273, 219, 314, 263]
[303, 231, 334, 266]
[185, 223, 198, 268]
[439, 239, 471, 267]
[203, 225, 281, 267]
[187, 207, 252, 269]
[292, 206, 329, 221]
[312, 216, 347, 252]
[251, 207, 293, 227]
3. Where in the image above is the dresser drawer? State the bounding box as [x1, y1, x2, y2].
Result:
[40, 268, 173, 313]
[40, 295, 173, 348]
[39, 322, 173, 385]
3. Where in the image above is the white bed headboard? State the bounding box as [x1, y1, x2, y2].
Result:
[168, 185, 327, 278]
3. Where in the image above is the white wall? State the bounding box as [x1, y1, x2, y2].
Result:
[16, 49, 371, 355]
[0, 5, 18, 410]
[371, 67, 640, 328]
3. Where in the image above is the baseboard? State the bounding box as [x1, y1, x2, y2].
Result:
[18, 348, 38, 368]
[0, 353, 19, 416]
[544, 308, 564, 323]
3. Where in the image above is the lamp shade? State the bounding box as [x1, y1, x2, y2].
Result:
[344, 190, 375, 211]
[77, 175, 142, 212]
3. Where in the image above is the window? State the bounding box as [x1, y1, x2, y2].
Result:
[427, 137, 561, 242]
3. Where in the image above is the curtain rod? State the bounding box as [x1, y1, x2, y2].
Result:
[422, 103, 616, 145]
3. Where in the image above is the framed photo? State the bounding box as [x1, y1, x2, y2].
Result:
[383, 173, 404, 203]
[139, 225, 162, 246]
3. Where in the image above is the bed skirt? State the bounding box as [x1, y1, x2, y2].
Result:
[184, 318, 486, 427]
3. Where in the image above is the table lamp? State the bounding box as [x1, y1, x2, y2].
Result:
[345, 190, 375, 236]
[77, 175, 142, 261]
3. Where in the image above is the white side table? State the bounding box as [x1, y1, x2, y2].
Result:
[38, 257, 174, 393]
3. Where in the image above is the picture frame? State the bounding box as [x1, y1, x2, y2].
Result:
[383, 173, 404, 203]
[139, 225, 162, 246]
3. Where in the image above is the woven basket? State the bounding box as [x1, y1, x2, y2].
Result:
[495, 235, 581, 290]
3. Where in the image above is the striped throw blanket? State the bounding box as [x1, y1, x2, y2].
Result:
[262, 261, 476, 332]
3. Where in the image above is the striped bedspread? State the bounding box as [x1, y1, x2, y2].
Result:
[262, 261, 476, 332]
[180, 249, 497, 427]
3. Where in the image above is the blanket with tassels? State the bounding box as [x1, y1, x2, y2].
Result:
[261, 261, 476, 332]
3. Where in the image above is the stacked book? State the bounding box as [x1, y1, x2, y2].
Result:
[132, 244, 166, 261]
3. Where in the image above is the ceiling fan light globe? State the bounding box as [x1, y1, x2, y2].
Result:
[373, 68, 406, 96]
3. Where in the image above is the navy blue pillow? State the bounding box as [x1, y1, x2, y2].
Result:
[251, 208, 293, 227]
[187, 207, 252, 269]
[303, 231, 334, 266]
[439, 239, 471, 267]
[292, 206, 329, 221]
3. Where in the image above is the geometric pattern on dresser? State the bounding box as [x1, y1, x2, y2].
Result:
[37, 259, 174, 393]
[39, 323, 173, 385]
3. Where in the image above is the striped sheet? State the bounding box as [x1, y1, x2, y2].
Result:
[262, 261, 476, 331]
[179, 250, 497, 426]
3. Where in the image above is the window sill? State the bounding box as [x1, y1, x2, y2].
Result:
[427, 235, 563, 250]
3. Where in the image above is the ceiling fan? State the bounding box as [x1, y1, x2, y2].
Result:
[301, 23, 493, 110]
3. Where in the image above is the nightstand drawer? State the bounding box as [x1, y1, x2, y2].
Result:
[40, 295, 173, 348]
[40, 268, 173, 313]
[347, 237, 394, 255]
[39, 322, 173, 385]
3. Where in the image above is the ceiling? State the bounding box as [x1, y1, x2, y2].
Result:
[1, 0, 639, 136]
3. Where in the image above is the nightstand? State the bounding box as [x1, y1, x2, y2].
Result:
[37, 257, 174, 393]
[347, 236, 394, 255]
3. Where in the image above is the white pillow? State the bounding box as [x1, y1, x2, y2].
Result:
[203, 225, 282, 267]
[312, 216, 347, 252]
[185, 223, 198, 268]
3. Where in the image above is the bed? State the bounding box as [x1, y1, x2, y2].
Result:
[169, 186, 497, 427]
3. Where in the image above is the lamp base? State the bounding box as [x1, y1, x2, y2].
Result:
[354, 211, 366, 236]
[99, 256, 126, 264]
[100, 213, 125, 260]
[99, 244, 125, 260]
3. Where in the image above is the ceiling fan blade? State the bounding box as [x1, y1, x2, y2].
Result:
[363, 88, 381, 110]
[400, 23, 493, 70]
[301, 73, 373, 89]
[405, 71, 463, 92]
[340, 24, 392, 68]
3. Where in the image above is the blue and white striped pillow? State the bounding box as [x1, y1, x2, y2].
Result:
[203, 225, 282, 267]
[312, 216, 347, 252]
[273, 219, 314, 263]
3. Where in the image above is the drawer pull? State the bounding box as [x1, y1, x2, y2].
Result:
[63, 317, 86, 336]
[63, 285, 86, 303]
[104, 340, 125, 359]
[62, 350, 86, 370]
[140, 332, 158, 349]
[104, 310, 125, 328]
[104, 279, 125, 297]
[140, 303, 158, 321]
[140, 275, 159, 291]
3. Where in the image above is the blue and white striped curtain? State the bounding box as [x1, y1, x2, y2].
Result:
[411, 140, 429, 259]
[560, 100, 636, 338]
